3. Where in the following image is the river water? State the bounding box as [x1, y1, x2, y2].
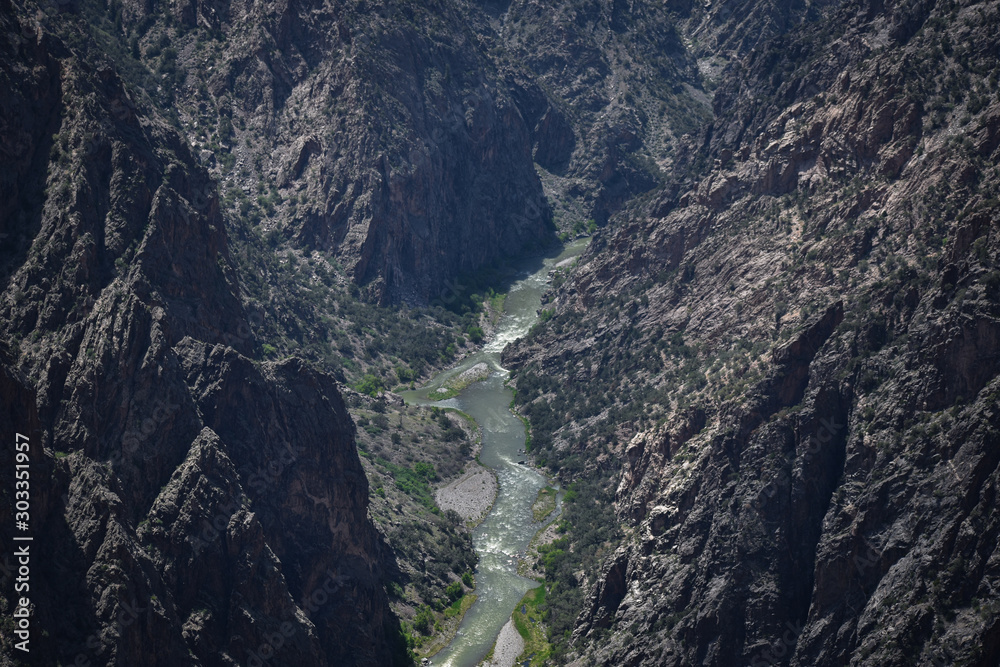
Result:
[401, 238, 588, 667]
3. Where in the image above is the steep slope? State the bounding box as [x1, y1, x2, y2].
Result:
[505, 0, 1000, 664]
[113, 0, 557, 304]
[496, 0, 842, 228]
[5, 0, 1000, 664]
[0, 3, 402, 664]
[36, 0, 843, 310]
[500, 0, 701, 225]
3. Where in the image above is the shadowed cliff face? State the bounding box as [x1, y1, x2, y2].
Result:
[0, 4, 400, 663]
[110, 0, 557, 305]
[495, 0, 844, 227]
[506, 0, 1000, 664]
[3, 0, 1000, 663]
[94, 0, 842, 305]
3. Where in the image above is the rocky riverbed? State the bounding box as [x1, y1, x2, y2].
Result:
[435, 464, 498, 526]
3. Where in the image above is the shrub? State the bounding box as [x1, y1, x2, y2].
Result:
[413, 606, 434, 635]
[377, 459, 438, 509]
[355, 373, 384, 397]
[445, 581, 463, 601]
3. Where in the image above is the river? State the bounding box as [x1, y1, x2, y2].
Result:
[401, 238, 588, 667]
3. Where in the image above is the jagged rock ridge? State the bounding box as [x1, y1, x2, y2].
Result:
[505, 0, 1000, 664]
[0, 3, 401, 663]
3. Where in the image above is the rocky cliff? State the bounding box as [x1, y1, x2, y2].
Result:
[4, 0, 1000, 664]
[111, 0, 559, 304]
[0, 2, 403, 663]
[495, 0, 842, 228]
[506, 0, 1000, 664]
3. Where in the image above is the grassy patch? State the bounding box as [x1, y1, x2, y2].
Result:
[415, 593, 478, 659]
[375, 458, 439, 511]
[532, 486, 557, 522]
[427, 364, 491, 401]
[485, 292, 506, 326]
[428, 386, 461, 401]
[444, 407, 478, 428]
[444, 592, 476, 619]
[513, 585, 552, 666]
[507, 397, 533, 451]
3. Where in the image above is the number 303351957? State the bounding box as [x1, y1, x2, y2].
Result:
[15, 433, 30, 522]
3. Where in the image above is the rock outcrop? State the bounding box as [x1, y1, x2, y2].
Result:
[0, 3, 400, 663]
[506, 0, 1000, 664]
[112, 0, 559, 304]
[497, 0, 844, 226]
[4, 0, 1000, 664]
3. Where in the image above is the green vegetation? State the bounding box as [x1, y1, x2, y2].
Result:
[512, 585, 552, 666]
[527, 476, 619, 659]
[531, 486, 557, 522]
[228, 219, 482, 392]
[427, 386, 461, 401]
[444, 592, 476, 620]
[484, 291, 506, 326]
[569, 218, 599, 237]
[537, 536, 569, 573]
[360, 398, 479, 629]
[355, 373, 385, 397]
[408, 592, 477, 660]
[412, 605, 435, 635]
[466, 325, 485, 344]
[429, 366, 491, 402]
[389, 516, 477, 602]
[375, 458, 438, 510]
[428, 408, 472, 454]
[445, 580, 463, 601]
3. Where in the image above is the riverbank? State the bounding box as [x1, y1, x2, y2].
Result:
[480, 619, 525, 667]
[402, 239, 590, 667]
[435, 463, 498, 527]
[429, 362, 493, 401]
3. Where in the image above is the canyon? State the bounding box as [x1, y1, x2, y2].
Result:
[1, 0, 998, 665]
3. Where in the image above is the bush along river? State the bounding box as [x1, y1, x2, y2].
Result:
[401, 238, 588, 666]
